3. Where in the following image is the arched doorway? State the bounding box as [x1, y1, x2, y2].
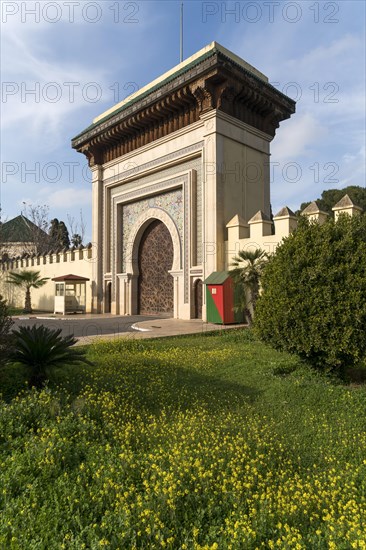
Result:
[194, 279, 203, 319]
[105, 282, 112, 313]
[138, 219, 174, 315]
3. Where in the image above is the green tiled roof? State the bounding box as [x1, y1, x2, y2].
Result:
[0, 215, 46, 243]
[72, 42, 293, 145]
[204, 271, 231, 285]
[72, 48, 216, 142]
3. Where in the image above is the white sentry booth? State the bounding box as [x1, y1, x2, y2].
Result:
[52, 274, 90, 315]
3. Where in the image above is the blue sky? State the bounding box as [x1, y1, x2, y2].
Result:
[1, 0, 365, 241]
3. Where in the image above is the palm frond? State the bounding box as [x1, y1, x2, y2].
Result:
[5, 270, 49, 313]
[229, 248, 268, 325]
[6, 270, 49, 287]
[10, 325, 91, 388]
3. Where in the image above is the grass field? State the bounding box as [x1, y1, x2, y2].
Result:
[1, 330, 365, 549]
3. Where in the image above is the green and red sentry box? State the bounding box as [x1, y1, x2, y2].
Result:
[204, 272, 244, 325]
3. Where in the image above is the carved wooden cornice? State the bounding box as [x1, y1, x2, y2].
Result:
[72, 50, 295, 166]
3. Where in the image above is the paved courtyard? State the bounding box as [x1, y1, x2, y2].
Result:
[12, 314, 160, 339]
[12, 314, 246, 344]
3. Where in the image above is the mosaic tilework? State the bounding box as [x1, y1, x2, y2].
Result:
[195, 163, 203, 265]
[111, 156, 202, 267]
[122, 189, 183, 272]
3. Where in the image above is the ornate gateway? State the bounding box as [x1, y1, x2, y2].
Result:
[72, 42, 295, 319]
[138, 220, 174, 315]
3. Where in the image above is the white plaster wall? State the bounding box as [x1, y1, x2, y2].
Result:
[225, 216, 297, 267]
[0, 249, 93, 312]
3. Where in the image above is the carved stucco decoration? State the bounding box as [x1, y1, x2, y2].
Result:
[124, 207, 181, 276]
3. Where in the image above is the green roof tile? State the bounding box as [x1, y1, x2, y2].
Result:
[0, 215, 47, 243]
[203, 271, 231, 284]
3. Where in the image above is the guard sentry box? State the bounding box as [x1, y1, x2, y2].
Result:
[204, 271, 244, 324]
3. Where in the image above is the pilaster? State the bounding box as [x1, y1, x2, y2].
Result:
[91, 164, 104, 313]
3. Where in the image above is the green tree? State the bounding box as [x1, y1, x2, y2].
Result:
[6, 270, 49, 313]
[254, 214, 366, 374]
[49, 218, 70, 250]
[10, 325, 91, 388]
[71, 233, 82, 248]
[298, 185, 366, 215]
[230, 249, 268, 326]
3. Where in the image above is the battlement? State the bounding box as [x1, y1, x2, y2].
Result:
[225, 194, 363, 262]
[0, 245, 94, 313]
[1, 244, 93, 271]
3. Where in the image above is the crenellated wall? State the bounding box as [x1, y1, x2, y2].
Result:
[0, 196, 362, 315]
[225, 194, 363, 267]
[0, 246, 94, 312]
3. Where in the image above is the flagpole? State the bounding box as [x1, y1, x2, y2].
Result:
[180, 2, 183, 63]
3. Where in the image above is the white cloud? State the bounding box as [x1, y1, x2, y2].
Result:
[1, 31, 111, 149]
[1, 2, 157, 154]
[285, 34, 363, 76]
[272, 113, 329, 162]
[37, 187, 92, 210]
[229, 16, 365, 211]
[1, 1, 364, 225]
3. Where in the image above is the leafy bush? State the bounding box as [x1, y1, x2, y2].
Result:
[10, 325, 91, 388]
[254, 214, 366, 373]
[0, 295, 13, 368]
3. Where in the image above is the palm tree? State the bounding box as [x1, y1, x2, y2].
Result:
[229, 249, 268, 326]
[10, 325, 91, 388]
[6, 270, 49, 313]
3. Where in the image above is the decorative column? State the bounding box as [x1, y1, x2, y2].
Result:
[117, 273, 132, 315]
[169, 270, 184, 319]
[91, 164, 104, 313]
